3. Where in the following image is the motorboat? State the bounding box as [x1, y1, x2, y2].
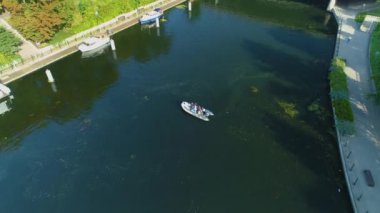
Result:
[78, 36, 110, 53]
[139, 8, 163, 25]
[181, 101, 214, 121]
[81, 44, 109, 58]
[0, 99, 12, 116]
[0, 83, 13, 116]
[0, 83, 11, 101]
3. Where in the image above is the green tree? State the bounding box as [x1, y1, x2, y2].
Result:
[9, 0, 71, 42]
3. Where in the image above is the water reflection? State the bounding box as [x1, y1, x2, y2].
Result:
[0, 20, 174, 150]
[115, 24, 172, 63]
[0, 99, 12, 116]
[205, 0, 336, 35]
[0, 55, 119, 150]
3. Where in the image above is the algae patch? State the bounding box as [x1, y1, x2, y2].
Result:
[250, 85, 259, 94]
[277, 100, 298, 118]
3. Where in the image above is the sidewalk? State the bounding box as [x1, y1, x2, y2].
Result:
[333, 7, 380, 213]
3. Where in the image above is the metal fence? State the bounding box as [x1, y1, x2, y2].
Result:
[0, 0, 185, 75]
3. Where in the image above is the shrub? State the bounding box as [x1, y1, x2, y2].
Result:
[0, 27, 21, 55]
[329, 58, 355, 135]
[0, 27, 21, 66]
[355, 13, 366, 23]
[332, 99, 354, 122]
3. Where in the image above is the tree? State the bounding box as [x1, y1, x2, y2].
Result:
[8, 0, 72, 43]
[2, 0, 23, 14]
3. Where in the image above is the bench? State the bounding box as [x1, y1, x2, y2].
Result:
[363, 170, 375, 187]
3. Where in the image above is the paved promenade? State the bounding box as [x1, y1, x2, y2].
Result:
[333, 6, 380, 213]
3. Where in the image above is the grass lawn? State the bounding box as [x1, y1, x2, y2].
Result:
[0, 53, 21, 69]
[0, 27, 22, 68]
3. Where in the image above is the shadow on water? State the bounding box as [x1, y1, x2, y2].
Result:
[241, 38, 353, 211]
[204, 0, 336, 35]
[177, 0, 202, 21]
[115, 24, 172, 63]
[0, 53, 119, 150]
[241, 38, 331, 95]
[0, 24, 173, 150]
[267, 25, 337, 59]
[262, 111, 353, 212]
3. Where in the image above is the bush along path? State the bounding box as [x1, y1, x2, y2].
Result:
[329, 58, 354, 135]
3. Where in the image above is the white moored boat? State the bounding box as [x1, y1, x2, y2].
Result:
[0, 83, 11, 101]
[139, 8, 163, 24]
[0, 83, 13, 115]
[78, 36, 110, 53]
[181, 101, 214, 122]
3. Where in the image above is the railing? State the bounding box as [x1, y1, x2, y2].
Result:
[0, 0, 186, 76]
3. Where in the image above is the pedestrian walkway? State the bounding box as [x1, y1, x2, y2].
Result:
[333, 6, 380, 213]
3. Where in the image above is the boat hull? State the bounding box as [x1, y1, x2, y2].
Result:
[139, 13, 163, 25]
[78, 37, 110, 53]
[0, 83, 11, 101]
[81, 44, 109, 58]
[181, 101, 210, 122]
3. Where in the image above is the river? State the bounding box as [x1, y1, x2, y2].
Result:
[0, 0, 352, 212]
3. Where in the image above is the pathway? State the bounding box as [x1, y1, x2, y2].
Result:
[333, 6, 380, 213]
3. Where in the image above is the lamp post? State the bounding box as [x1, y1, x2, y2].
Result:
[95, 10, 99, 25]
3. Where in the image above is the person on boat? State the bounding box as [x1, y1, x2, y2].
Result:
[191, 103, 197, 113]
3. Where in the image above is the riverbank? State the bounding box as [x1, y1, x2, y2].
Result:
[0, 0, 187, 85]
[331, 6, 380, 213]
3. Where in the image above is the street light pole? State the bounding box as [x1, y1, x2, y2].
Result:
[95, 10, 99, 25]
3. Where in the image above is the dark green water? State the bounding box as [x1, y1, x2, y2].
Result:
[0, 0, 352, 212]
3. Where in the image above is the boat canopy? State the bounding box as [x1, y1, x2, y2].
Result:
[83, 37, 100, 46]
